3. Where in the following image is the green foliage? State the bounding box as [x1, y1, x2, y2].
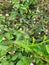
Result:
[0, 0, 49, 65]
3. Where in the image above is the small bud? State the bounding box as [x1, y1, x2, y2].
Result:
[5, 14, 9, 17]
[38, 32, 41, 35]
[14, 24, 16, 27]
[0, 29, 2, 34]
[0, 63, 1, 65]
[9, 1, 12, 3]
[0, 29, 2, 32]
[27, 0, 29, 2]
[0, 14, 2, 16]
[2, 37, 6, 41]
[30, 63, 34, 65]
[34, 18, 36, 21]
[33, 59, 35, 63]
[30, 55, 33, 57]
[13, 51, 15, 54]
[26, 28, 28, 31]
[34, 21, 36, 24]
[45, 29, 49, 35]
[46, 29, 48, 32]
[20, 28, 22, 30]
[36, 8, 40, 13]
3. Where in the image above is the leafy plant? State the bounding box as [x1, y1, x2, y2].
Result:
[0, 0, 49, 65]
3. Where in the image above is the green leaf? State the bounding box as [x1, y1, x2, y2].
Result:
[0, 16, 5, 22]
[0, 45, 8, 50]
[2, 59, 9, 65]
[9, 62, 14, 65]
[43, 35, 47, 41]
[16, 60, 24, 65]
[5, 33, 13, 40]
[0, 35, 3, 42]
[16, 56, 30, 65]
[10, 11, 16, 20]
[11, 54, 18, 61]
[46, 45, 49, 54]
[14, 41, 32, 52]
[21, 56, 30, 65]
[32, 37, 35, 44]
